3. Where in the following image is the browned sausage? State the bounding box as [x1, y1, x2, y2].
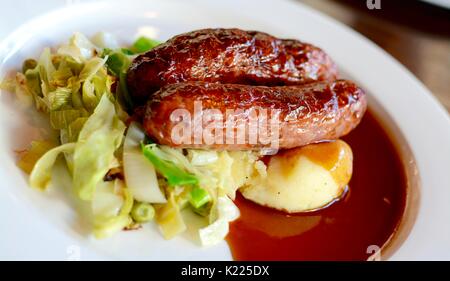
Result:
[143, 80, 367, 150]
[127, 28, 338, 103]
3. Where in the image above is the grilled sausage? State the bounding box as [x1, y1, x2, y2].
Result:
[127, 28, 338, 103]
[143, 80, 367, 150]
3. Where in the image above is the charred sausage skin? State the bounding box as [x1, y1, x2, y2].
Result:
[127, 28, 338, 103]
[143, 80, 367, 150]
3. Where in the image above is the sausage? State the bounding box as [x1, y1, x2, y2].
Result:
[127, 28, 338, 103]
[143, 80, 367, 150]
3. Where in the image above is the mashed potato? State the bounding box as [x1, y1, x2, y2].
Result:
[241, 140, 353, 212]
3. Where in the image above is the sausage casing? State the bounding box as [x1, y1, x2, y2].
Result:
[143, 80, 367, 150]
[127, 28, 338, 103]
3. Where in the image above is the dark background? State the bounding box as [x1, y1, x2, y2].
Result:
[299, 0, 450, 112]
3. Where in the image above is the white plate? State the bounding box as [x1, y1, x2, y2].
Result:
[421, 0, 450, 9]
[1, 0, 450, 261]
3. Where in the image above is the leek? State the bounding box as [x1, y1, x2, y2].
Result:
[132, 36, 160, 53]
[141, 143, 198, 187]
[189, 187, 211, 209]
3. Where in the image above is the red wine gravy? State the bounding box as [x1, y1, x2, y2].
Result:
[226, 110, 407, 260]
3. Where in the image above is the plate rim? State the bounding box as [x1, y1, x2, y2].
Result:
[1, 0, 450, 260]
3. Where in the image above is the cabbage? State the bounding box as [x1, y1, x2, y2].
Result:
[199, 195, 240, 246]
[91, 32, 120, 50]
[67, 117, 88, 143]
[92, 179, 133, 239]
[29, 143, 76, 190]
[47, 87, 72, 110]
[100, 48, 134, 109]
[37, 48, 56, 97]
[79, 56, 109, 111]
[123, 122, 166, 203]
[73, 94, 126, 201]
[17, 140, 56, 174]
[49, 109, 88, 130]
[155, 192, 186, 239]
[57, 32, 98, 63]
[51, 66, 73, 87]
[78, 56, 107, 82]
[188, 150, 219, 166]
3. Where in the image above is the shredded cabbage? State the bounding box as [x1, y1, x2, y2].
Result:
[91, 32, 120, 50]
[199, 195, 240, 246]
[29, 143, 76, 190]
[92, 179, 133, 239]
[57, 32, 98, 63]
[79, 56, 109, 111]
[17, 140, 56, 174]
[155, 192, 187, 239]
[73, 94, 126, 200]
[123, 122, 166, 203]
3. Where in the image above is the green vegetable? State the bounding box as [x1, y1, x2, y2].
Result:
[29, 143, 76, 190]
[102, 50, 128, 77]
[37, 48, 56, 97]
[92, 179, 133, 239]
[141, 143, 198, 187]
[91, 32, 119, 50]
[118, 66, 133, 109]
[51, 66, 73, 87]
[101, 48, 133, 110]
[198, 196, 240, 246]
[73, 94, 126, 200]
[49, 109, 87, 130]
[120, 48, 134, 55]
[17, 140, 56, 174]
[188, 150, 219, 166]
[155, 193, 186, 239]
[189, 187, 211, 209]
[47, 87, 72, 111]
[80, 56, 109, 111]
[131, 202, 155, 223]
[123, 122, 167, 203]
[132, 36, 160, 53]
[22, 59, 37, 73]
[67, 117, 88, 142]
[57, 32, 97, 63]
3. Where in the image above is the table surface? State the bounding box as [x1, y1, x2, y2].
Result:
[1, 0, 449, 111]
[299, 0, 450, 112]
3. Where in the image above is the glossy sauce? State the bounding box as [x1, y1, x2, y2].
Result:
[226, 110, 407, 260]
